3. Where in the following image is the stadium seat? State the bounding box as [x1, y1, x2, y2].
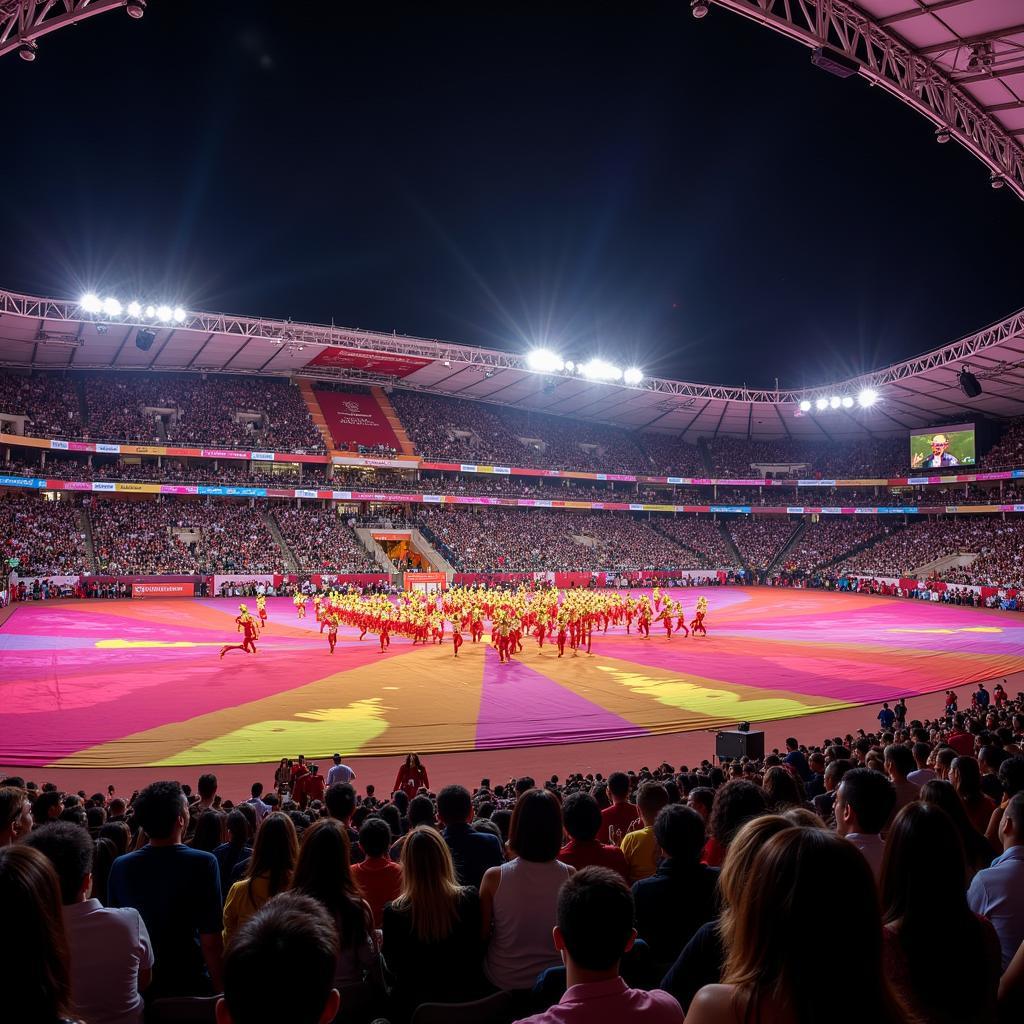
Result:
[411, 989, 523, 1024]
[146, 995, 219, 1024]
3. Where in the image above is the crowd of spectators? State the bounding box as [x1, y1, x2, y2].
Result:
[79, 373, 324, 452]
[88, 499, 286, 575]
[0, 371, 81, 437]
[3, 689, 1023, 1024]
[273, 508, 377, 573]
[416, 508, 693, 572]
[391, 390, 650, 473]
[706, 435, 909, 478]
[649, 517, 739, 568]
[0, 494, 88, 575]
[635, 434, 707, 476]
[780, 519, 892, 574]
[985, 417, 1024, 469]
[841, 517, 1024, 587]
[727, 518, 797, 570]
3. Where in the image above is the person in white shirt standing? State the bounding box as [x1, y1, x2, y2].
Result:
[968, 791, 1024, 970]
[834, 767, 896, 882]
[327, 752, 355, 787]
[25, 821, 153, 1024]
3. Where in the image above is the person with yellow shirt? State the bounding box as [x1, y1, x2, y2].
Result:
[618, 782, 670, 884]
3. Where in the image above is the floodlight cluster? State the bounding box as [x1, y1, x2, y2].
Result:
[525, 348, 644, 386]
[798, 388, 879, 413]
[79, 293, 187, 325]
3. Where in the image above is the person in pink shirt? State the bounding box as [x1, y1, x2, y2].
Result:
[513, 866, 682, 1024]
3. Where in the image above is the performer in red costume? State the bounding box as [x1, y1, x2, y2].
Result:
[452, 624, 464, 658]
[220, 604, 260, 658]
[556, 619, 567, 658]
[326, 612, 339, 654]
[675, 603, 689, 639]
[690, 595, 708, 637]
[379, 621, 391, 653]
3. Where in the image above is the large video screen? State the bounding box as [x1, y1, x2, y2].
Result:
[909, 423, 975, 469]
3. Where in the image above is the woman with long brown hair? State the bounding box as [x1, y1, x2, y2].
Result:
[382, 826, 487, 1021]
[0, 844, 82, 1023]
[951, 756, 997, 834]
[223, 811, 299, 946]
[880, 802, 1000, 1024]
[661, 814, 794, 1012]
[291, 818, 380, 992]
[392, 753, 429, 802]
[686, 828, 907, 1024]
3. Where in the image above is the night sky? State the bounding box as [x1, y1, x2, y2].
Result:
[1, 2, 1022, 391]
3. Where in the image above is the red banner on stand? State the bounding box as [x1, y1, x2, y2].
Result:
[307, 348, 431, 377]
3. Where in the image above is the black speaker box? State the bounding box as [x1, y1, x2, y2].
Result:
[715, 729, 765, 761]
[135, 328, 156, 351]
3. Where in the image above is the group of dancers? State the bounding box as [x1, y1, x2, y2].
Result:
[219, 584, 709, 661]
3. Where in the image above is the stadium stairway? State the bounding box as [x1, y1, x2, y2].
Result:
[697, 437, 715, 475]
[78, 508, 98, 572]
[765, 520, 806, 575]
[74, 379, 90, 429]
[719, 520, 745, 569]
[370, 386, 416, 456]
[264, 512, 299, 572]
[295, 379, 335, 451]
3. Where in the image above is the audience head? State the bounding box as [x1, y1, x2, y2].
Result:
[636, 780, 669, 825]
[437, 784, 473, 826]
[834, 767, 896, 837]
[708, 779, 770, 848]
[508, 788, 563, 862]
[246, 812, 298, 897]
[395, 826, 465, 942]
[22, 821, 93, 904]
[324, 782, 356, 822]
[562, 792, 603, 843]
[883, 743, 916, 781]
[0, 786, 31, 845]
[653, 803, 706, 864]
[554, 866, 635, 977]
[0, 844, 74, 1024]
[358, 817, 392, 859]
[134, 780, 188, 841]
[217, 893, 340, 1024]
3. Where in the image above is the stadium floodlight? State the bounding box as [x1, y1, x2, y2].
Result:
[102, 297, 122, 317]
[172, 306, 187, 323]
[841, 396, 854, 409]
[79, 293, 102, 314]
[564, 360, 575, 371]
[18, 40, 38, 62]
[829, 396, 841, 409]
[580, 358, 623, 382]
[156, 305, 173, 322]
[127, 301, 142, 317]
[691, 0, 709, 17]
[798, 400, 812, 412]
[526, 348, 565, 373]
[126, 0, 147, 18]
[857, 388, 879, 408]
[623, 367, 644, 386]
[144, 305, 156, 318]
[815, 397, 828, 411]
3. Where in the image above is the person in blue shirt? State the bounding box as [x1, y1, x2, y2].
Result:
[877, 703, 896, 731]
[437, 784, 504, 889]
[782, 738, 812, 782]
[108, 781, 223, 999]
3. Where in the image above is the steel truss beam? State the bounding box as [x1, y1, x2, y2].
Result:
[709, 0, 1024, 199]
[2, 287, 1024, 405]
[0, 1, 129, 60]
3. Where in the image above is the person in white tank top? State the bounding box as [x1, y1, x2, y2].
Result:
[480, 789, 575, 991]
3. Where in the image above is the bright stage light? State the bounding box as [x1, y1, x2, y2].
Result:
[829, 396, 841, 409]
[623, 367, 644, 386]
[156, 305, 173, 322]
[173, 306, 187, 323]
[102, 297, 122, 317]
[841, 396, 854, 409]
[564, 360, 575, 372]
[79, 293, 102, 314]
[799, 400, 812, 412]
[526, 348, 564, 373]
[127, 301, 142, 317]
[145, 305, 156, 318]
[815, 397, 828, 411]
[580, 358, 623, 382]
[857, 388, 879, 407]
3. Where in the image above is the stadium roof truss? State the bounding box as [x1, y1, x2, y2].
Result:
[1, 287, 1023, 443]
[711, 1, 1024, 198]
[0, 1, 131, 60]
